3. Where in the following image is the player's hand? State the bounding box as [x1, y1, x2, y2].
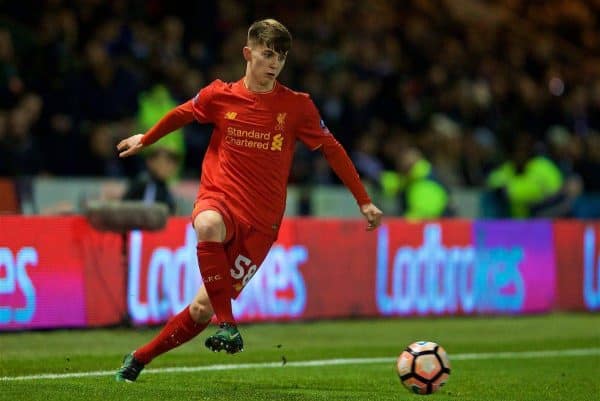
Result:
[117, 134, 145, 158]
[360, 203, 383, 231]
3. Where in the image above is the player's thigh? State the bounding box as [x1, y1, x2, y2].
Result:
[229, 229, 276, 298]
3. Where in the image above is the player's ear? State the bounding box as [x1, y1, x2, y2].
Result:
[243, 46, 252, 62]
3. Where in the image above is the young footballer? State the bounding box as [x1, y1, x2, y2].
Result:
[115, 18, 383, 382]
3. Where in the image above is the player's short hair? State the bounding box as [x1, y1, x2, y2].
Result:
[247, 19, 292, 55]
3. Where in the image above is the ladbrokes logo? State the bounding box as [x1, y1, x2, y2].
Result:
[233, 244, 308, 319]
[376, 224, 526, 315]
[225, 126, 283, 151]
[0, 246, 38, 325]
[271, 134, 284, 151]
[583, 227, 600, 310]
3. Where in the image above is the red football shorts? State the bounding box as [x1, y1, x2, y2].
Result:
[192, 194, 276, 298]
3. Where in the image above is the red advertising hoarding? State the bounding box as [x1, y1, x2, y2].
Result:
[0, 216, 597, 331]
[235, 218, 381, 321]
[554, 221, 600, 311]
[125, 218, 379, 324]
[127, 218, 560, 325]
[126, 219, 200, 325]
[0, 216, 124, 330]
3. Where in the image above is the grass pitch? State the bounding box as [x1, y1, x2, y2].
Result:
[1, 314, 599, 401]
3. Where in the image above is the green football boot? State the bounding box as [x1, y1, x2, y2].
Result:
[205, 323, 244, 354]
[115, 352, 145, 382]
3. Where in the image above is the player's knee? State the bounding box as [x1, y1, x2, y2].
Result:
[189, 300, 213, 323]
[194, 213, 225, 242]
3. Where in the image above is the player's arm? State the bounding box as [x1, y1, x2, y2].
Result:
[117, 100, 195, 157]
[297, 97, 383, 230]
[297, 96, 382, 230]
[318, 136, 383, 231]
[118, 81, 219, 157]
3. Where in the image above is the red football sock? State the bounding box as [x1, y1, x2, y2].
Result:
[134, 307, 208, 364]
[196, 241, 236, 325]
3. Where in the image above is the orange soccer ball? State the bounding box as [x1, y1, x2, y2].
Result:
[396, 341, 451, 395]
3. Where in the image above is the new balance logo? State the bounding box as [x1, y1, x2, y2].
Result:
[224, 111, 237, 120]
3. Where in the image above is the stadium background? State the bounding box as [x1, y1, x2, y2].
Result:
[0, 0, 600, 328]
[0, 2, 599, 400]
[1, 0, 600, 218]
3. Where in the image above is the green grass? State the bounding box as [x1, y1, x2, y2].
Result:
[1, 314, 599, 401]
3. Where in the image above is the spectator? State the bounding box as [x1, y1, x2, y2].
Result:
[78, 122, 134, 177]
[381, 146, 453, 219]
[137, 83, 185, 177]
[0, 28, 24, 108]
[351, 122, 385, 189]
[77, 39, 139, 122]
[122, 144, 180, 215]
[0, 96, 43, 176]
[2, 0, 600, 217]
[485, 133, 566, 218]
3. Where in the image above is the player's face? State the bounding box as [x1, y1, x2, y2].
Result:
[244, 44, 287, 90]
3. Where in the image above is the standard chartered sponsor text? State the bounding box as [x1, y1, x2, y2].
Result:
[227, 126, 271, 139]
[225, 136, 270, 149]
[225, 127, 272, 149]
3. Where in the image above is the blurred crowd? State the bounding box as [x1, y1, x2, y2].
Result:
[2, 0, 600, 217]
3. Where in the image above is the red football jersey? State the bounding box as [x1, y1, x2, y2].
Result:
[141, 78, 370, 236]
[190, 79, 367, 235]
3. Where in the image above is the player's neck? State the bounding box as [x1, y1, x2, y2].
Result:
[243, 74, 276, 93]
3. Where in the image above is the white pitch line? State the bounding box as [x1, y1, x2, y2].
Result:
[1, 348, 599, 382]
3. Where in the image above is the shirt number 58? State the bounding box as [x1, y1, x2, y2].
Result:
[231, 254, 258, 286]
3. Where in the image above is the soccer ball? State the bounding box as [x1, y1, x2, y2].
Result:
[396, 341, 451, 395]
